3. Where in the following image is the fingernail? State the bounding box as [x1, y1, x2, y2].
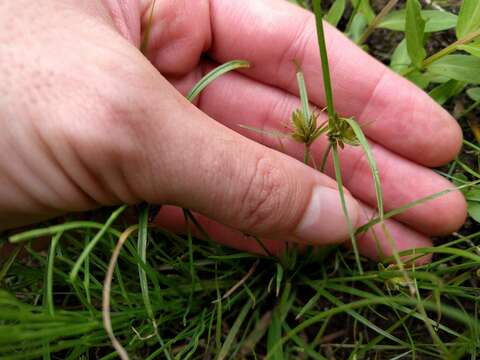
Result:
[294, 186, 359, 244]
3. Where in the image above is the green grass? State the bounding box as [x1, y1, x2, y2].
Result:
[2, 0, 480, 359]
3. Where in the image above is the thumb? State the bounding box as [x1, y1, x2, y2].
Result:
[132, 79, 360, 245]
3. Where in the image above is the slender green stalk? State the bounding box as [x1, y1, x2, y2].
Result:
[331, 145, 363, 274]
[320, 143, 332, 172]
[10, 221, 123, 243]
[138, 206, 155, 321]
[311, 0, 363, 274]
[312, 0, 336, 124]
[402, 29, 480, 76]
[70, 205, 128, 281]
[303, 145, 311, 164]
[44, 232, 62, 316]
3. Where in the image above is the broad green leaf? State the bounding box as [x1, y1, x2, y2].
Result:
[390, 39, 411, 73]
[456, 0, 480, 40]
[429, 80, 465, 105]
[427, 55, 480, 84]
[452, 172, 469, 194]
[458, 44, 480, 58]
[325, 0, 346, 27]
[406, 71, 430, 89]
[351, 0, 375, 23]
[467, 87, 480, 101]
[466, 187, 480, 202]
[468, 201, 480, 223]
[378, 10, 457, 32]
[346, 13, 368, 43]
[405, 0, 426, 69]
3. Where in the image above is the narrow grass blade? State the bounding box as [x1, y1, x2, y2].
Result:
[332, 145, 363, 274]
[356, 180, 480, 236]
[44, 232, 62, 316]
[217, 299, 252, 360]
[264, 297, 480, 360]
[103, 225, 138, 360]
[10, 221, 123, 243]
[137, 206, 157, 327]
[344, 118, 383, 218]
[187, 60, 250, 103]
[70, 205, 128, 281]
[0, 246, 21, 282]
[295, 65, 311, 120]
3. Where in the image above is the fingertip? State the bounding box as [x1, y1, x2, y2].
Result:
[420, 106, 463, 167]
[423, 187, 467, 236]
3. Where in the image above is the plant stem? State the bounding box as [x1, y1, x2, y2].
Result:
[402, 29, 480, 76]
[424, 29, 480, 67]
[312, 0, 336, 125]
[303, 145, 310, 165]
[358, 0, 399, 45]
[320, 143, 332, 173]
[331, 145, 363, 274]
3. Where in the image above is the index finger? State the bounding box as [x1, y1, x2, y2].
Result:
[208, 0, 462, 166]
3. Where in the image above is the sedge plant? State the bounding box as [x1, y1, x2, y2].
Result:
[5, 0, 480, 359]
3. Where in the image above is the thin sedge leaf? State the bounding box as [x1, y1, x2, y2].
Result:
[0, 246, 21, 282]
[344, 118, 383, 218]
[44, 232, 62, 316]
[331, 146, 363, 274]
[395, 245, 480, 264]
[356, 179, 480, 236]
[217, 299, 252, 360]
[10, 221, 122, 243]
[138, 206, 155, 321]
[316, 287, 407, 346]
[264, 297, 480, 360]
[296, 66, 310, 120]
[186, 60, 250, 103]
[70, 205, 128, 281]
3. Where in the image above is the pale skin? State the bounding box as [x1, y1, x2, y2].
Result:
[0, 0, 467, 262]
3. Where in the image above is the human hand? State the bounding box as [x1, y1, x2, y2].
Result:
[1, 0, 466, 261]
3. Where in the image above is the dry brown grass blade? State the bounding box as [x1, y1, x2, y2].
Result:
[102, 225, 139, 360]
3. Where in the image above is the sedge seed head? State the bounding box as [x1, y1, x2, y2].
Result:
[291, 109, 326, 146]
